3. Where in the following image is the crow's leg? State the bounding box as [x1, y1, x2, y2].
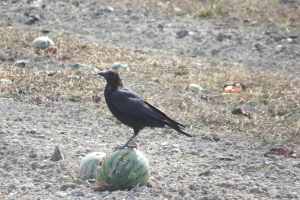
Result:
[115, 129, 139, 150]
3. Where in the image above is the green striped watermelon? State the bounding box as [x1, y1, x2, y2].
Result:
[79, 152, 106, 181]
[96, 149, 150, 191]
[32, 36, 55, 50]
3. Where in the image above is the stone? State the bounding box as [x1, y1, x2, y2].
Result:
[51, 146, 64, 161]
[60, 183, 76, 191]
[176, 30, 189, 38]
[45, 183, 53, 189]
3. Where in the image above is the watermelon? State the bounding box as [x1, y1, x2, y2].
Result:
[32, 36, 55, 50]
[182, 83, 202, 93]
[111, 62, 130, 72]
[96, 149, 150, 191]
[79, 152, 106, 181]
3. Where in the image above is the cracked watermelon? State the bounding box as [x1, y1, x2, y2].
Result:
[79, 152, 106, 181]
[96, 149, 150, 191]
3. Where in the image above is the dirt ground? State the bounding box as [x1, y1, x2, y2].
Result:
[1, 0, 300, 199]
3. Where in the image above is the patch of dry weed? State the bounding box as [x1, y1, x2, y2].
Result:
[119, 0, 300, 31]
[0, 26, 299, 147]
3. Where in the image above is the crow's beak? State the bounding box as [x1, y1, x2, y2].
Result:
[98, 71, 106, 77]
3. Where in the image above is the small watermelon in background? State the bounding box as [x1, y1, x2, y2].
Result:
[182, 83, 202, 93]
[79, 152, 106, 181]
[96, 149, 150, 191]
[32, 36, 55, 51]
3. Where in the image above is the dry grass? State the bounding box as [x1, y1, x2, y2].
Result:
[1, 25, 300, 148]
[228, 0, 300, 29]
[120, 0, 300, 31]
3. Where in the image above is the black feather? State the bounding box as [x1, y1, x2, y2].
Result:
[98, 70, 192, 149]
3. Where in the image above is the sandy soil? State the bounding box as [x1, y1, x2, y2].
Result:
[1, 0, 300, 199]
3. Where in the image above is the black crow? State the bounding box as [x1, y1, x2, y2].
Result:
[98, 70, 192, 149]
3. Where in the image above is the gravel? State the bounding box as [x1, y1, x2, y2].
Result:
[1, 0, 300, 199]
[0, 100, 299, 199]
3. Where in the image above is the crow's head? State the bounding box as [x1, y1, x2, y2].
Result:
[98, 70, 123, 86]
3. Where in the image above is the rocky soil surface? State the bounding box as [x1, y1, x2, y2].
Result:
[1, 0, 300, 199]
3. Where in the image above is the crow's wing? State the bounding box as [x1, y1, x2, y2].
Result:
[111, 88, 170, 122]
[111, 88, 192, 137]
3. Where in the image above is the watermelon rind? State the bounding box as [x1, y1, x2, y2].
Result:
[79, 152, 106, 181]
[182, 83, 202, 93]
[96, 149, 150, 191]
[32, 36, 55, 50]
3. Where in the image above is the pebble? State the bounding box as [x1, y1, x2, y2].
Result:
[26, 129, 37, 134]
[58, 95, 65, 101]
[212, 135, 221, 142]
[178, 188, 189, 196]
[13, 60, 30, 68]
[211, 49, 221, 56]
[10, 159, 17, 164]
[163, 129, 174, 134]
[8, 184, 17, 192]
[107, 6, 114, 12]
[71, 1, 79, 7]
[225, 142, 233, 145]
[54, 191, 69, 197]
[32, 135, 46, 139]
[201, 134, 212, 141]
[249, 187, 263, 194]
[69, 109, 81, 114]
[14, 117, 23, 122]
[172, 148, 181, 153]
[250, 20, 258, 26]
[29, 152, 37, 158]
[174, 7, 185, 16]
[189, 182, 199, 191]
[60, 183, 76, 191]
[176, 30, 189, 38]
[51, 146, 64, 161]
[21, 183, 35, 190]
[217, 33, 232, 42]
[0, 50, 6, 61]
[199, 170, 211, 176]
[252, 43, 263, 51]
[3, 160, 12, 168]
[157, 22, 164, 30]
[191, 32, 203, 41]
[275, 45, 285, 52]
[31, 162, 38, 170]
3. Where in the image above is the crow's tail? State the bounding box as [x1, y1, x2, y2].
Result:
[167, 123, 193, 137]
[142, 100, 193, 137]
